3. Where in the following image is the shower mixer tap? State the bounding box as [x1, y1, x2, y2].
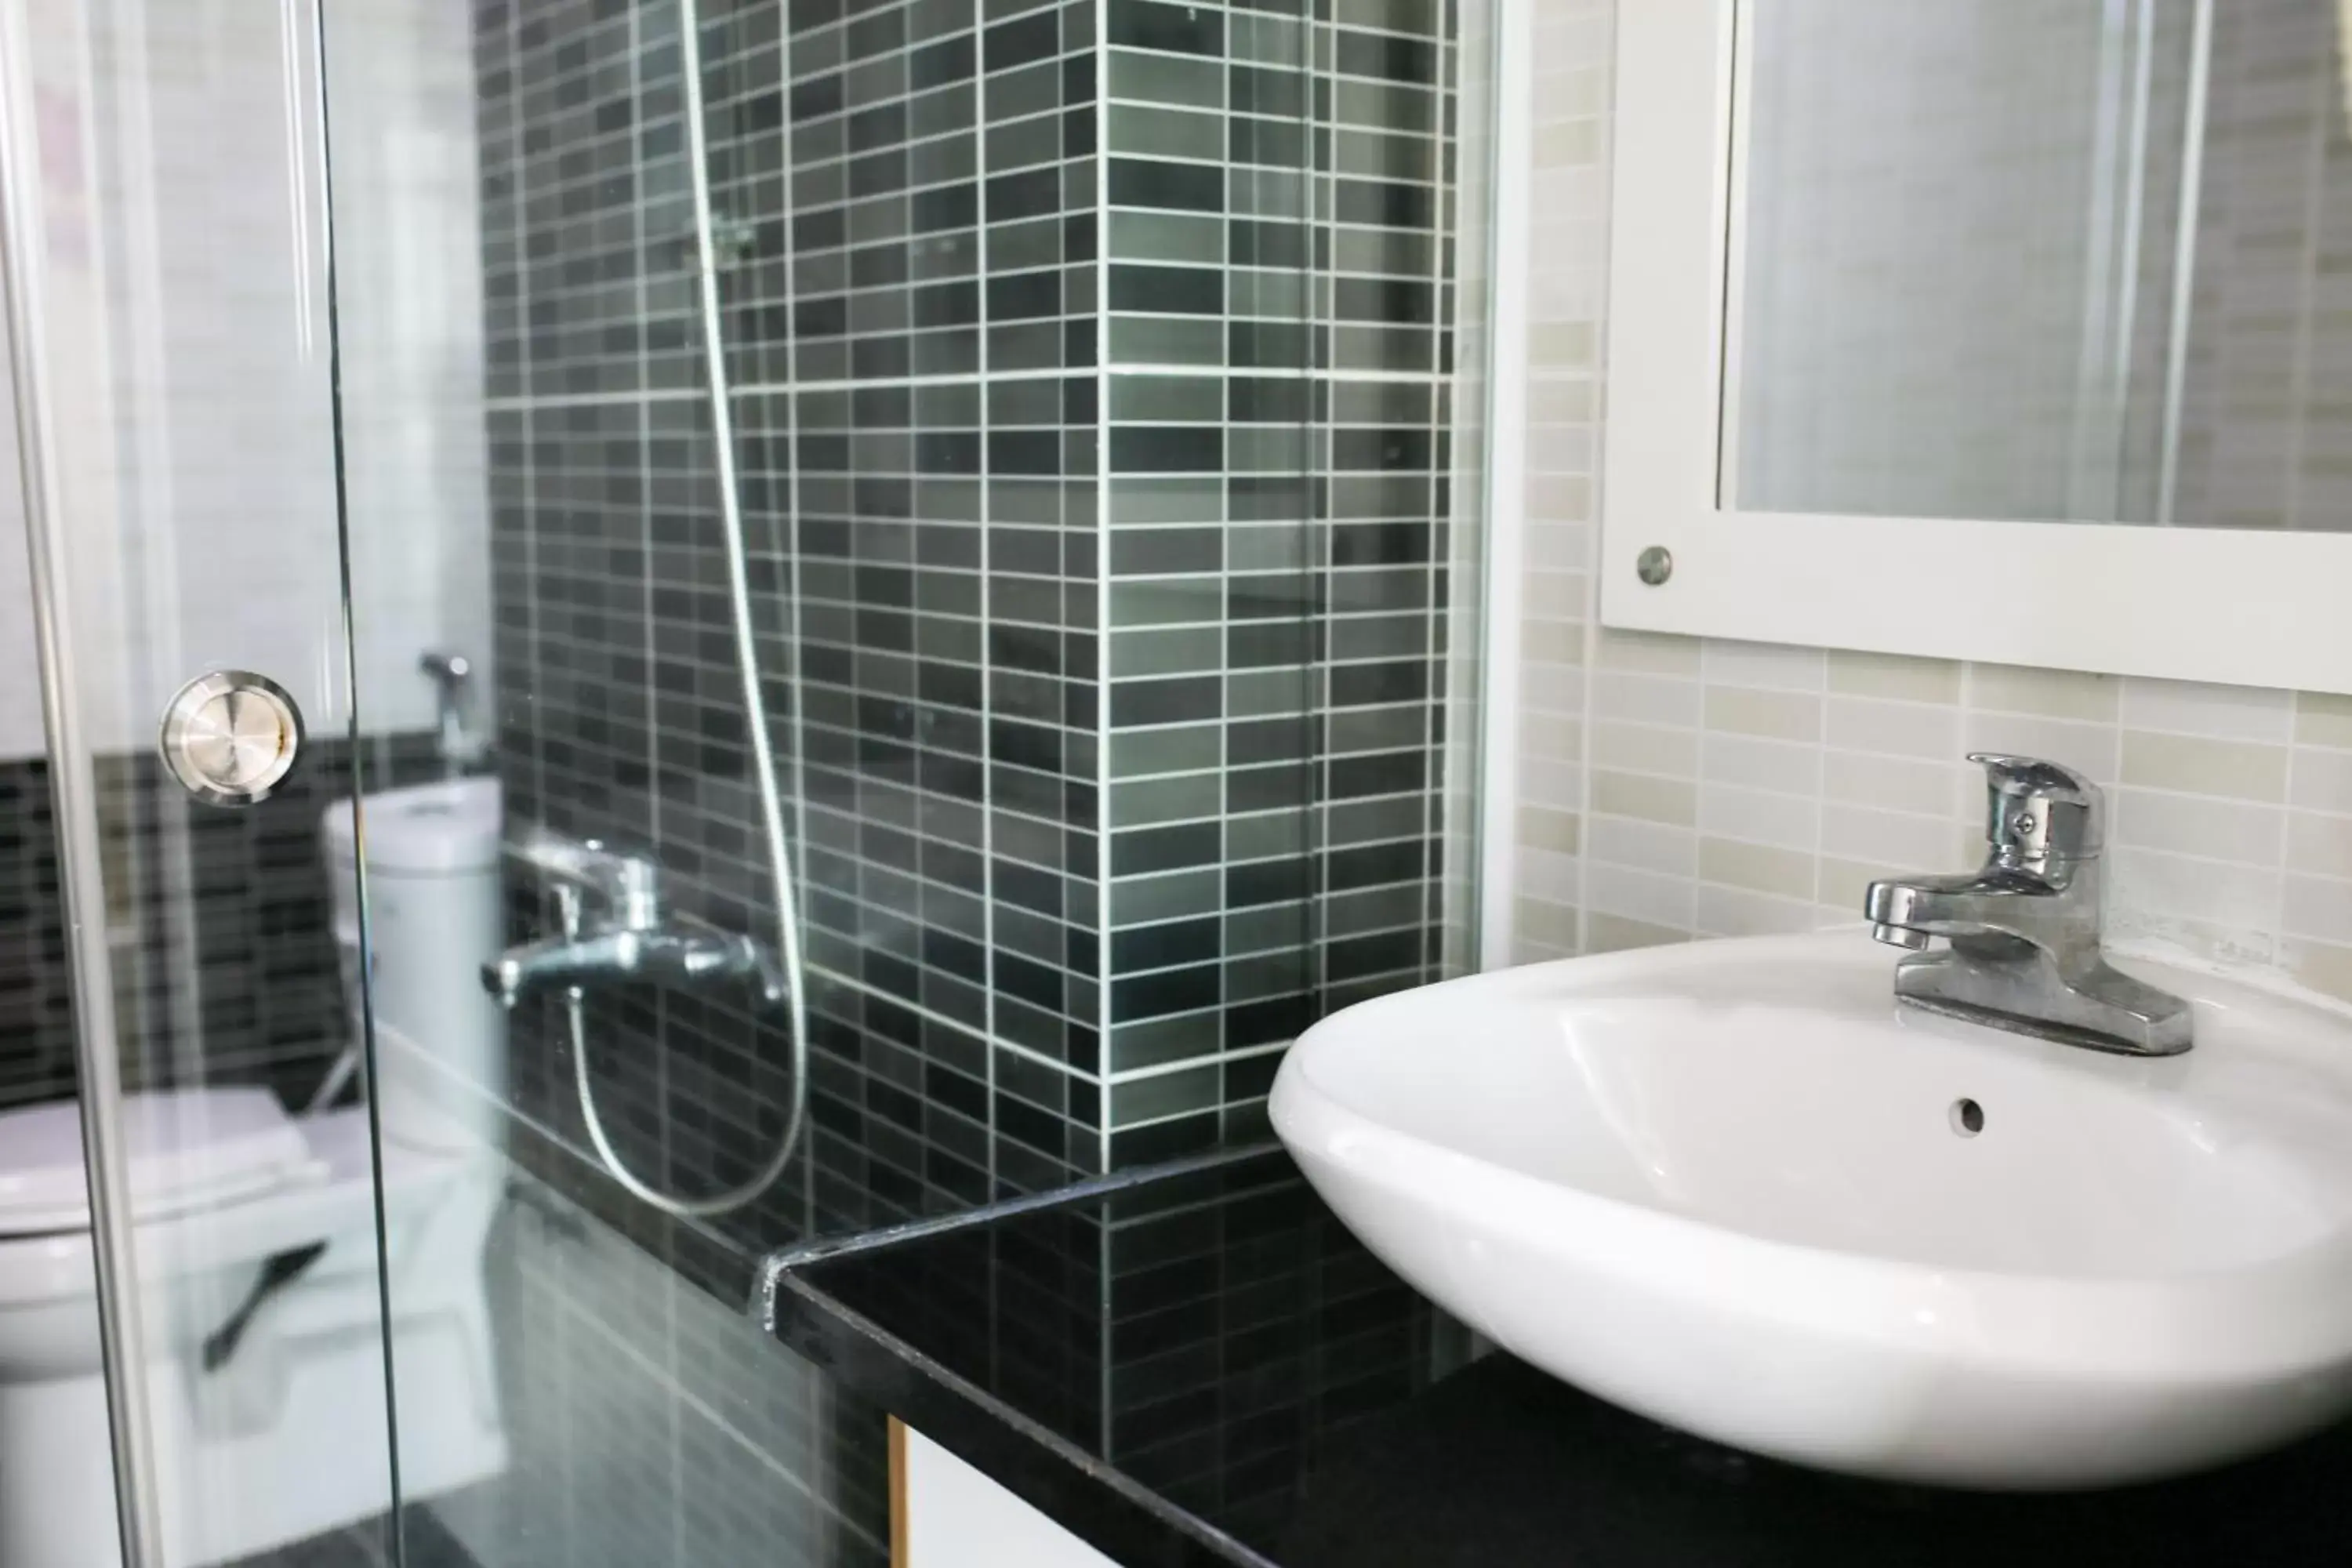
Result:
[481, 830, 786, 1010]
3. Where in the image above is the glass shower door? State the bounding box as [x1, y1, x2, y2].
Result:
[0, 0, 412, 1562]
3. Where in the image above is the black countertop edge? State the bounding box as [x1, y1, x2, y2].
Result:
[759, 1141, 1283, 1284]
[759, 1141, 2352, 1568]
[764, 1145, 1293, 1568]
[771, 1264, 1272, 1568]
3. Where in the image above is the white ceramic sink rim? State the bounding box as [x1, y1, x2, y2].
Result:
[1270, 930, 2352, 1488]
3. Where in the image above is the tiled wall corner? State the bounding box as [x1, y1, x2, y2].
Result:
[1097, 0, 1467, 1164]
[481, 0, 1470, 1227]
[1510, 0, 2352, 1009]
[1507, 0, 1610, 964]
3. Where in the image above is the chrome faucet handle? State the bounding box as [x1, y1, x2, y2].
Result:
[1861, 753, 2187, 1054]
[511, 828, 664, 931]
[1966, 753, 2102, 869]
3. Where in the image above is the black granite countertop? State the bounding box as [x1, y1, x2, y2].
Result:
[764, 1146, 2352, 1568]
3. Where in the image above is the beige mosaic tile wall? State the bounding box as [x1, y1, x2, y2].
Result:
[1508, 0, 2352, 1006]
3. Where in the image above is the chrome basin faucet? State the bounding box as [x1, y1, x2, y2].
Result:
[1864, 753, 2191, 1055]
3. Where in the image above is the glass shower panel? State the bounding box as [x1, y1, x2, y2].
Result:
[0, 0, 408, 1564]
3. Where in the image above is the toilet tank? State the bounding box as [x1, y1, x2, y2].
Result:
[322, 778, 506, 1154]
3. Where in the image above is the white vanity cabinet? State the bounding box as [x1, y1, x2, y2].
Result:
[891, 1420, 1118, 1568]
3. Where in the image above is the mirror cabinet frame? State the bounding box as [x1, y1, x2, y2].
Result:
[1599, 0, 2352, 694]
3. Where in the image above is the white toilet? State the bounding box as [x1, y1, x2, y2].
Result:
[321, 776, 512, 1159]
[0, 777, 510, 1567]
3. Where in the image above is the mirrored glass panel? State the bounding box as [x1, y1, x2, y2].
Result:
[1730, 0, 2352, 532]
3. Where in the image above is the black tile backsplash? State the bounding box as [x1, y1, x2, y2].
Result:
[0, 759, 70, 1103]
[476, 0, 1461, 1243]
[771, 1149, 1450, 1567]
[0, 736, 443, 1115]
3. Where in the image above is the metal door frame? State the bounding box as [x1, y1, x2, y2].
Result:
[0, 0, 169, 1558]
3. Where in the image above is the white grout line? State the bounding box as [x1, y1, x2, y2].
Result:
[975, 0, 999, 1200]
[1094, 0, 1116, 1179]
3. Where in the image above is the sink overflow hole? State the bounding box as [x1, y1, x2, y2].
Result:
[1949, 1098, 1985, 1138]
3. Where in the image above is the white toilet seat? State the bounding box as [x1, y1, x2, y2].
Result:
[0, 1098, 469, 1313]
[0, 1091, 317, 1232]
[0, 1093, 508, 1567]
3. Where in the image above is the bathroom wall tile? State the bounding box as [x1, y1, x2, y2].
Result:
[1826, 649, 1963, 705]
[1968, 662, 2121, 722]
[1820, 750, 1969, 818]
[2111, 787, 2284, 866]
[1824, 695, 1960, 760]
[1701, 731, 1821, 797]
[1585, 813, 1697, 877]
[2107, 848, 2285, 937]
[0, 739, 445, 1111]
[1591, 768, 1696, 826]
[1519, 708, 1585, 764]
[2294, 691, 2352, 750]
[1528, 520, 1595, 573]
[2282, 875, 2352, 945]
[1528, 321, 1596, 368]
[1512, 895, 1580, 958]
[1596, 626, 1704, 677]
[1525, 470, 1594, 521]
[2122, 677, 2296, 743]
[1816, 855, 1888, 912]
[1697, 781, 1817, 851]
[1831, 804, 1975, 873]
[1526, 567, 1592, 626]
[1516, 846, 1583, 906]
[1697, 837, 1813, 899]
[1693, 880, 1817, 938]
[1584, 909, 1685, 953]
[486, 0, 1472, 1200]
[1517, 753, 1585, 811]
[2283, 938, 2352, 1005]
[431, 1182, 887, 1568]
[1527, 376, 1598, 423]
[1504, 0, 1607, 1011]
[1516, 803, 1582, 855]
[2120, 731, 2291, 803]
[1593, 670, 1700, 728]
[1521, 615, 1588, 666]
[1701, 684, 1823, 744]
[1700, 639, 1826, 692]
[1592, 718, 1699, 777]
[1585, 861, 1695, 932]
[2288, 747, 2352, 815]
[2287, 811, 2352, 883]
[1504, 0, 2352, 989]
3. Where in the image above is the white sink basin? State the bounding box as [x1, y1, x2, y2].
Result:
[1269, 930, 2352, 1489]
